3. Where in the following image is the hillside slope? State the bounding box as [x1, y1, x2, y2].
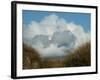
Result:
[64, 42, 91, 67]
[23, 44, 41, 69]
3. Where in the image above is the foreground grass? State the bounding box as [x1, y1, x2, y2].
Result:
[23, 44, 41, 69]
[64, 42, 91, 67]
[23, 43, 91, 69]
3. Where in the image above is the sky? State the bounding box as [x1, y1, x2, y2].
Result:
[22, 10, 91, 58]
[23, 10, 91, 32]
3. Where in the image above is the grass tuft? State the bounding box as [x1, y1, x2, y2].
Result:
[64, 42, 91, 67]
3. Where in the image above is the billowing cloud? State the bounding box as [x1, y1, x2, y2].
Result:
[51, 30, 76, 49]
[32, 35, 50, 48]
[23, 14, 90, 58]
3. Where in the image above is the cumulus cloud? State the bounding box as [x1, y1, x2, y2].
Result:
[32, 35, 50, 48]
[51, 31, 76, 48]
[23, 14, 90, 58]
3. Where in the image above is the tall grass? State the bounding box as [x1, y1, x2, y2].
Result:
[23, 42, 91, 69]
[64, 42, 91, 67]
[23, 44, 42, 69]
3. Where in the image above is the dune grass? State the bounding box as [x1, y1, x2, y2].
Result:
[23, 44, 42, 69]
[64, 42, 91, 67]
[23, 42, 91, 69]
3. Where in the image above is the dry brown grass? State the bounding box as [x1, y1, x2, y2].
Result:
[41, 59, 65, 68]
[64, 42, 91, 67]
[23, 44, 42, 69]
[23, 42, 91, 69]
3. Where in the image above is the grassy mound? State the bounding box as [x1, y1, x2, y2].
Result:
[64, 42, 91, 67]
[23, 42, 91, 69]
[23, 44, 41, 69]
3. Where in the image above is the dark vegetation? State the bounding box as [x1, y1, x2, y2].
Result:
[64, 42, 91, 67]
[23, 44, 42, 69]
[23, 43, 91, 69]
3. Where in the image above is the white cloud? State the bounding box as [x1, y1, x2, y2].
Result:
[51, 30, 76, 48]
[66, 22, 90, 47]
[23, 14, 90, 58]
[36, 44, 67, 58]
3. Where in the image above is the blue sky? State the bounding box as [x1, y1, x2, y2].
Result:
[23, 10, 91, 32]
